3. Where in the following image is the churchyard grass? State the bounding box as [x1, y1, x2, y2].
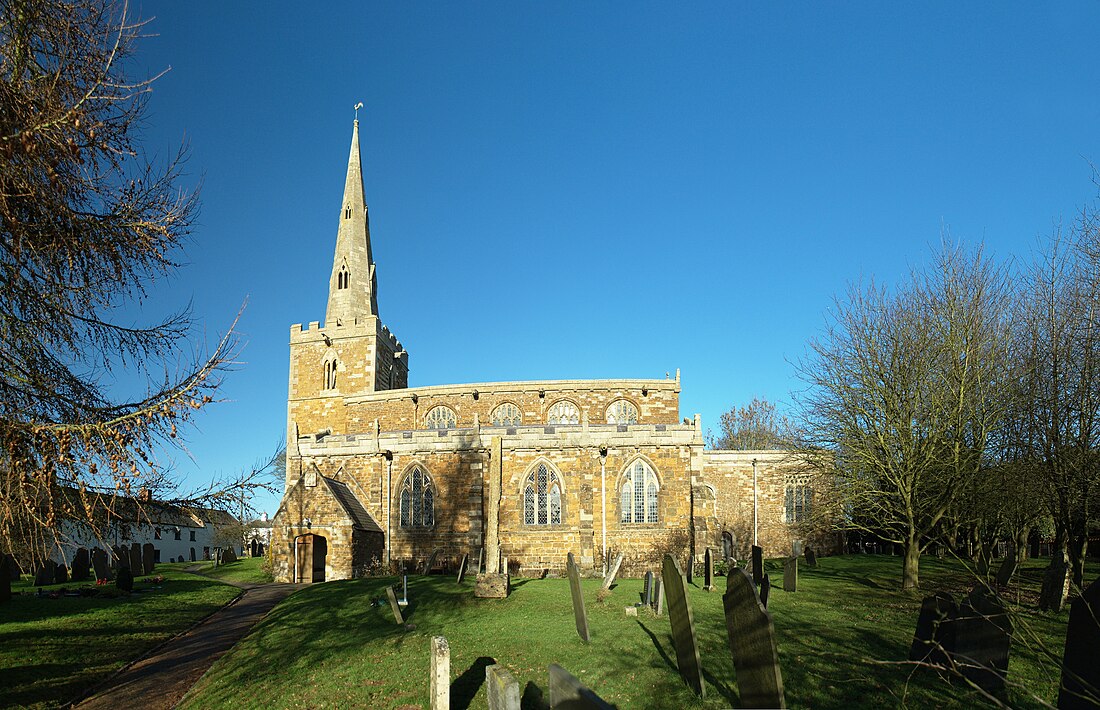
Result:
[193, 556, 273, 585]
[179, 554, 1096, 709]
[0, 567, 241, 709]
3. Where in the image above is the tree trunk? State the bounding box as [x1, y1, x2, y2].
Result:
[1068, 532, 1088, 590]
[902, 536, 920, 590]
[1014, 527, 1029, 566]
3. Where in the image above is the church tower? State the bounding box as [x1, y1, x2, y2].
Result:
[286, 119, 409, 445]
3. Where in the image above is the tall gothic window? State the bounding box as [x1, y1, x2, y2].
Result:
[425, 406, 457, 430]
[547, 400, 580, 425]
[322, 358, 337, 390]
[606, 399, 639, 424]
[785, 476, 812, 524]
[523, 463, 562, 525]
[399, 467, 435, 529]
[620, 460, 659, 523]
[337, 264, 350, 289]
[491, 403, 522, 426]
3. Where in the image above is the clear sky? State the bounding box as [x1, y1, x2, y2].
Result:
[124, 2, 1100, 514]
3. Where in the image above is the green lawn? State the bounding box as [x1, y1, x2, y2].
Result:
[179, 555, 1096, 709]
[1, 566, 241, 709]
[191, 556, 273, 586]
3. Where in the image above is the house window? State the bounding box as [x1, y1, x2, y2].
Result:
[425, 406, 456, 430]
[491, 403, 522, 426]
[523, 463, 562, 525]
[547, 400, 580, 425]
[174, 529, 181, 541]
[606, 399, 638, 425]
[785, 476, 812, 524]
[190, 530, 196, 542]
[154, 528, 162, 540]
[399, 466, 435, 529]
[323, 357, 338, 390]
[620, 460, 659, 523]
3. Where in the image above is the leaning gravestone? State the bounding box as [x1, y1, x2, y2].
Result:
[129, 543, 143, 576]
[994, 550, 1018, 587]
[909, 591, 958, 668]
[34, 561, 56, 587]
[485, 664, 521, 710]
[602, 552, 624, 590]
[783, 557, 797, 593]
[661, 554, 705, 698]
[704, 548, 715, 591]
[421, 548, 442, 575]
[386, 586, 404, 624]
[723, 567, 786, 708]
[1059, 575, 1100, 710]
[142, 543, 155, 575]
[566, 552, 590, 643]
[71, 548, 90, 582]
[751, 545, 764, 588]
[430, 636, 449, 710]
[548, 664, 615, 709]
[54, 564, 68, 585]
[953, 588, 1012, 694]
[91, 548, 108, 581]
[643, 571, 653, 606]
[456, 553, 469, 584]
[805, 547, 818, 567]
[760, 573, 771, 609]
[1040, 552, 1072, 613]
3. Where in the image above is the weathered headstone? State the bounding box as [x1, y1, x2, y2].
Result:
[548, 664, 615, 709]
[643, 571, 654, 606]
[457, 552, 469, 584]
[751, 545, 764, 587]
[112, 545, 127, 569]
[71, 548, 90, 582]
[655, 577, 665, 616]
[954, 588, 1012, 694]
[602, 552, 624, 590]
[34, 560, 56, 586]
[0, 556, 11, 604]
[994, 554, 1017, 587]
[430, 636, 449, 710]
[91, 548, 108, 581]
[386, 585, 404, 624]
[485, 664, 521, 710]
[783, 556, 797, 593]
[142, 543, 155, 575]
[908, 591, 958, 667]
[54, 564, 68, 585]
[723, 567, 786, 708]
[1059, 576, 1100, 710]
[4, 554, 19, 581]
[223, 547, 237, 564]
[760, 573, 771, 609]
[791, 540, 803, 557]
[129, 543, 143, 576]
[704, 548, 715, 591]
[1040, 552, 1072, 612]
[567, 552, 590, 643]
[475, 573, 509, 598]
[421, 548, 442, 575]
[476, 438, 509, 599]
[661, 554, 705, 697]
[805, 547, 818, 567]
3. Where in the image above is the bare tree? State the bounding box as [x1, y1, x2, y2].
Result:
[709, 396, 791, 450]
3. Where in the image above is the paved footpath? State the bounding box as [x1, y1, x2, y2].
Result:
[75, 572, 303, 710]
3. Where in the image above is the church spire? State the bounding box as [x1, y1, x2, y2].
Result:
[325, 117, 378, 327]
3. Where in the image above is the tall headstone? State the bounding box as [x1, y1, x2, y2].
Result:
[34, 560, 56, 587]
[71, 548, 90, 582]
[4, 554, 19, 581]
[655, 577, 665, 616]
[421, 548, 442, 575]
[478, 547, 484, 574]
[112, 545, 128, 569]
[430, 636, 450, 710]
[1040, 552, 1072, 612]
[783, 557, 797, 593]
[91, 548, 108, 581]
[142, 543, 155, 575]
[954, 588, 1012, 694]
[791, 540, 803, 557]
[548, 664, 615, 709]
[602, 552, 624, 590]
[476, 437, 509, 598]
[723, 568, 786, 709]
[485, 664, 521, 710]
[1059, 576, 1100, 710]
[751, 545, 764, 588]
[386, 586, 404, 624]
[54, 564, 68, 585]
[760, 573, 771, 609]
[704, 548, 715, 591]
[567, 552, 590, 643]
[129, 543, 143, 576]
[642, 571, 654, 606]
[661, 554, 705, 698]
[457, 553, 469, 584]
[805, 547, 818, 567]
[908, 592, 958, 667]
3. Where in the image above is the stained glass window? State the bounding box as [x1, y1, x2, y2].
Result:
[523, 463, 562, 526]
[425, 406, 456, 429]
[491, 403, 522, 426]
[606, 400, 639, 424]
[621, 460, 659, 523]
[399, 467, 434, 529]
[547, 400, 580, 425]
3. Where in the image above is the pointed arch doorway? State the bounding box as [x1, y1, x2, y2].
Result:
[294, 533, 328, 583]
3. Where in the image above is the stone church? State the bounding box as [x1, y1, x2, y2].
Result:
[271, 121, 818, 583]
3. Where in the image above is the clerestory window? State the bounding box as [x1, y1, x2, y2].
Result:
[491, 402, 522, 426]
[620, 460, 659, 524]
[606, 399, 639, 425]
[425, 406, 456, 430]
[523, 463, 562, 525]
[399, 466, 435, 529]
[547, 400, 580, 425]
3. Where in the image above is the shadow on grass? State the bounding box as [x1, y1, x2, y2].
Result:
[451, 655, 495, 710]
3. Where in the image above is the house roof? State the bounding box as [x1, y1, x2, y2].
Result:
[321, 477, 383, 533]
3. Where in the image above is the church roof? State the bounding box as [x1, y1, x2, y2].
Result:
[321, 476, 382, 533]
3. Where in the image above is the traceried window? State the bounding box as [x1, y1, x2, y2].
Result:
[606, 399, 639, 425]
[547, 400, 580, 425]
[620, 460, 659, 523]
[785, 476, 812, 524]
[323, 357, 338, 390]
[523, 463, 562, 525]
[337, 264, 350, 289]
[399, 466, 435, 529]
[425, 406, 456, 429]
[491, 403, 522, 426]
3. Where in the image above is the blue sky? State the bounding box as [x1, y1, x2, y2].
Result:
[125, 2, 1100, 513]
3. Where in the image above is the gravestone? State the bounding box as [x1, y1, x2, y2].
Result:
[129, 543, 143, 576]
[704, 548, 715, 591]
[54, 564, 68, 585]
[430, 636, 449, 710]
[223, 547, 237, 564]
[457, 553, 469, 584]
[1040, 552, 1072, 612]
[791, 540, 803, 557]
[0, 556, 11, 604]
[602, 552, 624, 590]
[4, 554, 19, 581]
[475, 573, 508, 598]
[91, 548, 108, 581]
[760, 573, 771, 609]
[478, 547, 484, 574]
[1059, 576, 1100, 709]
[485, 664, 521, 710]
[34, 561, 56, 586]
[908, 592, 958, 667]
[954, 588, 1012, 694]
[805, 547, 817, 567]
[71, 548, 90, 582]
[643, 571, 654, 606]
[723, 567, 786, 708]
[421, 548, 442, 575]
[751, 545, 764, 587]
[661, 554, 705, 697]
[548, 664, 615, 709]
[655, 578, 665, 616]
[142, 543, 155, 575]
[566, 552, 590, 643]
[783, 557, 797, 593]
[112, 545, 127, 569]
[994, 553, 1017, 587]
[386, 586, 404, 624]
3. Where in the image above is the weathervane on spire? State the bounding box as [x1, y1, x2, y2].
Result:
[354, 102, 364, 122]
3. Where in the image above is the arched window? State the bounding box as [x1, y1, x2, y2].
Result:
[425, 406, 457, 429]
[606, 399, 639, 424]
[785, 475, 812, 524]
[620, 460, 659, 523]
[547, 400, 580, 425]
[399, 467, 434, 528]
[337, 264, 350, 290]
[491, 402, 522, 426]
[523, 463, 562, 525]
[322, 357, 338, 390]
[344, 205, 351, 219]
